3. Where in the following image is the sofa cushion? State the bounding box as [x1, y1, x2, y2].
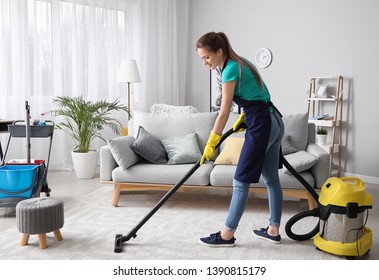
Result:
[282, 112, 309, 151]
[210, 164, 314, 189]
[107, 136, 141, 170]
[130, 126, 168, 164]
[282, 150, 318, 174]
[161, 133, 202, 165]
[131, 111, 218, 153]
[112, 161, 214, 186]
[214, 137, 244, 165]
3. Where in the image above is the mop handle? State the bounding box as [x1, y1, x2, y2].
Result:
[25, 101, 31, 164]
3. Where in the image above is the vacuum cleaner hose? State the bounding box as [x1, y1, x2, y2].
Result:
[285, 208, 320, 241]
[281, 155, 321, 241]
[281, 155, 319, 202]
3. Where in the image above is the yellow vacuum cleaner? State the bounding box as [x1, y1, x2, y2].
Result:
[313, 177, 372, 258]
[284, 155, 373, 259]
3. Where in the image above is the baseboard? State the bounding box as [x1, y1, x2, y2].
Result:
[341, 172, 379, 185]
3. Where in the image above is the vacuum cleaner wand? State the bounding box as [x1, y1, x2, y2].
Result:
[114, 123, 247, 253]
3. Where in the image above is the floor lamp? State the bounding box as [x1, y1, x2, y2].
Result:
[117, 59, 141, 135]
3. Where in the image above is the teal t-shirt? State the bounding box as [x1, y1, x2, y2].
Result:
[222, 59, 271, 103]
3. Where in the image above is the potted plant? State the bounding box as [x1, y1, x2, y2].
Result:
[51, 96, 129, 179]
[316, 127, 328, 146]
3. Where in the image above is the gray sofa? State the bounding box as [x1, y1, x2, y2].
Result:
[100, 109, 329, 209]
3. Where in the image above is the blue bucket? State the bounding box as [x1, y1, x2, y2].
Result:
[0, 165, 39, 199]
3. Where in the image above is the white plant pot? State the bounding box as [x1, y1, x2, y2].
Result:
[71, 150, 98, 179]
[316, 134, 328, 146]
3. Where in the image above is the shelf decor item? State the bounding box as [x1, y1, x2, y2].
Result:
[50, 96, 129, 179]
[316, 127, 328, 146]
[315, 84, 328, 97]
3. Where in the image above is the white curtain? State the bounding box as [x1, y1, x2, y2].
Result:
[1, 0, 132, 169]
[132, 0, 189, 112]
[0, 0, 189, 170]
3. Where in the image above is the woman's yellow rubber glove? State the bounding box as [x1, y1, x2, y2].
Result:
[200, 132, 222, 165]
[233, 112, 245, 133]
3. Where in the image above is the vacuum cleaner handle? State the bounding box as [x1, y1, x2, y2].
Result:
[216, 122, 247, 149]
[340, 177, 364, 187]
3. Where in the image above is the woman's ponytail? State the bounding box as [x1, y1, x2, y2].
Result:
[196, 32, 263, 88]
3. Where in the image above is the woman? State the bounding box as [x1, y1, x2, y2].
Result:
[196, 32, 284, 246]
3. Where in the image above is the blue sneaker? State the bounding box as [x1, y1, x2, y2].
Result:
[252, 227, 281, 244]
[198, 231, 236, 247]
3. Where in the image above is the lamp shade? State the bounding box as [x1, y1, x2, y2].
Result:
[117, 59, 141, 83]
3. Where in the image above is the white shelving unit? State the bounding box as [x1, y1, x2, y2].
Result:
[306, 75, 344, 177]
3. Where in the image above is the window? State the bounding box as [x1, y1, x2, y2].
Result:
[1, 0, 128, 98]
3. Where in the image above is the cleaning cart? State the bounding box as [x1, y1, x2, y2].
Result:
[0, 101, 54, 207]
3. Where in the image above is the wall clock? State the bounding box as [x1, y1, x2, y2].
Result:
[255, 48, 272, 68]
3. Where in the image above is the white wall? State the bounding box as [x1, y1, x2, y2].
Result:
[186, 0, 379, 182]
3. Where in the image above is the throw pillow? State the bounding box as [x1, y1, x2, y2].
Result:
[281, 135, 298, 155]
[130, 126, 168, 164]
[132, 111, 218, 152]
[107, 136, 141, 170]
[282, 112, 309, 151]
[282, 150, 318, 174]
[150, 103, 199, 115]
[161, 133, 202, 165]
[214, 137, 244, 165]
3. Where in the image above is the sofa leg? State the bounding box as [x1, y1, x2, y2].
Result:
[306, 192, 318, 210]
[112, 184, 121, 207]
